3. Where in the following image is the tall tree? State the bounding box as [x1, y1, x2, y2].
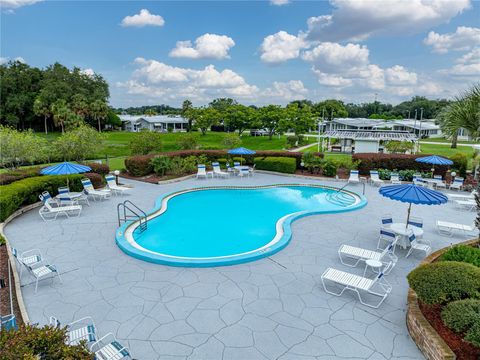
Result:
[313, 100, 348, 121]
[281, 103, 315, 135]
[90, 100, 109, 132]
[209, 98, 237, 112]
[71, 94, 89, 119]
[193, 107, 220, 135]
[33, 96, 51, 134]
[224, 104, 256, 135]
[181, 99, 193, 131]
[51, 100, 69, 134]
[258, 105, 284, 140]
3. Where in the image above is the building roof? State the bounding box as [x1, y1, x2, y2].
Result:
[320, 130, 418, 141]
[119, 115, 188, 124]
[331, 118, 439, 131]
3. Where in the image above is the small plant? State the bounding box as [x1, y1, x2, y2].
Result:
[151, 156, 171, 176]
[286, 135, 298, 148]
[0, 234, 5, 246]
[440, 245, 480, 267]
[85, 162, 110, 176]
[322, 160, 337, 177]
[450, 152, 468, 177]
[222, 134, 241, 149]
[441, 299, 480, 348]
[407, 261, 480, 304]
[176, 134, 199, 150]
[129, 130, 163, 155]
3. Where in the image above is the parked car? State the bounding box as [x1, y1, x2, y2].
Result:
[250, 129, 270, 136]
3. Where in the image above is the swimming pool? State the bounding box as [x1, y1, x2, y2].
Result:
[116, 184, 367, 267]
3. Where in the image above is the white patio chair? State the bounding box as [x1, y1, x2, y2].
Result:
[348, 170, 360, 184]
[405, 231, 431, 258]
[338, 240, 397, 272]
[81, 179, 111, 201]
[321, 262, 393, 308]
[433, 175, 447, 189]
[39, 193, 82, 221]
[58, 186, 89, 206]
[105, 175, 130, 195]
[390, 173, 401, 184]
[370, 171, 384, 186]
[212, 162, 229, 178]
[91, 333, 131, 360]
[10, 247, 43, 277]
[436, 220, 477, 237]
[26, 262, 62, 293]
[449, 177, 464, 191]
[454, 199, 476, 211]
[408, 216, 423, 238]
[447, 190, 476, 201]
[238, 168, 250, 178]
[381, 214, 393, 228]
[50, 316, 97, 346]
[376, 228, 397, 250]
[249, 164, 256, 177]
[196, 164, 207, 179]
[413, 174, 425, 186]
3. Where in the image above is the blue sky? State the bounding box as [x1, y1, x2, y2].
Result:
[1, 0, 479, 107]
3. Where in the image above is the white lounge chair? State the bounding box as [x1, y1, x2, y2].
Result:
[348, 170, 360, 184]
[91, 333, 131, 360]
[436, 220, 477, 237]
[413, 174, 425, 186]
[39, 193, 82, 221]
[10, 247, 43, 277]
[212, 162, 229, 178]
[105, 175, 130, 195]
[377, 228, 397, 250]
[196, 164, 207, 179]
[338, 240, 397, 271]
[370, 171, 384, 186]
[454, 199, 476, 211]
[447, 190, 476, 201]
[390, 173, 401, 184]
[405, 232, 431, 258]
[50, 316, 97, 346]
[57, 186, 89, 206]
[81, 179, 111, 201]
[433, 175, 447, 189]
[449, 177, 464, 191]
[26, 262, 62, 293]
[321, 263, 393, 308]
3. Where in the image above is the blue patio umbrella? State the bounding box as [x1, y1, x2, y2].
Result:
[415, 155, 453, 166]
[228, 147, 256, 164]
[41, 162, 91, 186]
[379, 183, 448, 227]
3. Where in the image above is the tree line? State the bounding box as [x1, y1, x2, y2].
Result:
[0, 60, 121, 133]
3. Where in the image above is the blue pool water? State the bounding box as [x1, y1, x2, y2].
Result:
[116, 185, 367, 266]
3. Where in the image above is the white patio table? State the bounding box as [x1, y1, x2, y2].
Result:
[390, 223, 424, 249]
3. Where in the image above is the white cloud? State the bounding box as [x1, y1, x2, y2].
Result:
[270, 0, 290, 5]
[121, 9, 165, 27]
[81, 68, 95, 77]
[385, 65, 418, 85]
[0, 0, 41, 9]
[133, 57, 189, 83]
[440, 47, 480, 77]
[306, 0, 471, 42]
[424, 26, 480, 53]
[302, 42, 369, 72]
[260, 31, 307, 64]
[169, 33, 235, 60]
[311, 70, 353, 87]
[0, 56, 25, 64]
[262, 80, 308, 100]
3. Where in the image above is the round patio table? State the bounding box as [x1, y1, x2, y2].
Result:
[390, 223, 424, 249]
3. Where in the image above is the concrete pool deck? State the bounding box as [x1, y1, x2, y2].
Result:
[5, 173, 476, 359]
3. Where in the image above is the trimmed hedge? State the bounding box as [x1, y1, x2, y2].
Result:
[255, 157, 297, 174]
[441, 299, 480, 348]
[85, 162, 110, 176]
[440, 245, 480, 267]
[0, 167, 41, 185]
[407, 261, 480, 305]
[352, 153, 449, 176]
[125, 150, 323, 176]
[0, 175, 84, 222]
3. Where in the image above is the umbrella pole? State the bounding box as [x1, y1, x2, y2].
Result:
[406, 203, 412, 229]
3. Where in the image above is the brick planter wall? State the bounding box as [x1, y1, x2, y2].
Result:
[406, 238, 479, 360]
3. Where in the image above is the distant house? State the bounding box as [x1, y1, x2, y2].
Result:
[119, 115, 188, 132]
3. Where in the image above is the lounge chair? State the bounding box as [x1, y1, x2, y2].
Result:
[11, 247, 43, 277]
[405, 232, 431, 258]
[321, 263, 393, 308]
[413, 174, 425, 186]
[50, 316, 97, 346]
[91, 333, 131, 360]
[25, 262, 62, 293]
[196, 164, 207, 179]
[81, 179, 111, 201]
[105, 175, 130, 195]
[376, 228, 397, 250]
[390, 173, 401, 184]
[381, 214, 393, 228]
[433, 175, 447, 189]
[454, 199, 476, 211]
[338, 240, 397, 271]
[39, 193, 82, 221]
[436, 220, 476, 237]
[212, 162, 229, 178]
[348, 170, 360, 184]
[449, 177, 464, 191]
[249, 164, 256, 176]
[57, 186, 89, 206]
[370, 171, 384, 186]
[447, 190, 477, 201]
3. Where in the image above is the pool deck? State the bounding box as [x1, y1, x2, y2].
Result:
[5, 173, 476, 359]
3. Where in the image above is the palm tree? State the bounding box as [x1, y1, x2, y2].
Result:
[33, 96, 51, 134]
[438, 84, 480, 148]
[51, 100, 69, 134]
[90, 100, 109, 132]
[182, 99, 193, 131]
[71, 94, 89, 119]
[144, 108, 157, 117]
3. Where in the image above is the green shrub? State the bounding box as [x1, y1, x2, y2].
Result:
[83, 173, 103, 188]
[0, 324, 92, 359]
[129, 130, 163, 155]
[465, 320, 480, 348]
[222, 134, 241, 149]
[0, 175, 84, 222]
[125, 155, 153, 176]
[407, 261, 480, 304]
[169, 157, 186, 176]
[442, 299, 480, 333]
[322, 160, 337, 177]
[440, 245, 480, 267]
[151, 156, 171, 176]
[302, 151, 323, 173]
[176, 133, 199, 150]
[286, 135, 298, 148]
[450, 152, 468, 177]
[255, 157, 296, 173]
[85, 162, 110, 176]
[0, 167, 41, 185]
[0, 234, 5, 246]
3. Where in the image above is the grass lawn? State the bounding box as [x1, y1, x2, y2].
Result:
[419, 137, 476, 144]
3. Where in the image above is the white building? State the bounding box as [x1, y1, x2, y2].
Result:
[119, 115, 188, 132]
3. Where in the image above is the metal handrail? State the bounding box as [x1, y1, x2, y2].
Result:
[333, 180, 365, 195]
[117, 200, 148, 231]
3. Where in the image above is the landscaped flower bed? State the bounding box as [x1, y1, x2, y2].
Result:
[407, 240, 480, 360]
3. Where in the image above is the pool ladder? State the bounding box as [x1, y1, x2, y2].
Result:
[117, 200, 148, 232]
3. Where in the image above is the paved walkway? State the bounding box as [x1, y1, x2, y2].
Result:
[5, 173, 476, 359]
